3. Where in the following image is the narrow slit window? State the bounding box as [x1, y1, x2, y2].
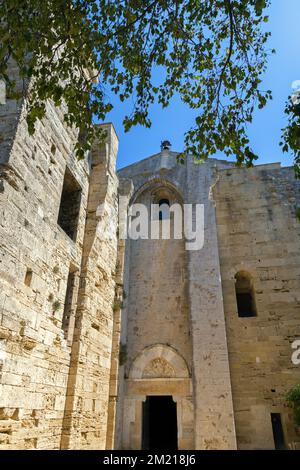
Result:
[57, 167, 82, 241]
[24, 268, 33, 287]
[271, 413, 286, 450]
[158, 198, 170, 221]
[235, 271, 256, 317]
[62, 268, 78, 344]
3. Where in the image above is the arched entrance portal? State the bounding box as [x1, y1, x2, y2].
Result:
[122, 344, 194, 449]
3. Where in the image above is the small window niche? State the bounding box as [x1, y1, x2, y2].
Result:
[271, 413, 286, 450]
[235, 271, 257, 318]
[57, 167, 82, 241]
[62, 266, 79, 344]
[24, 268, 33, 287]
[158, 198, 170, 221]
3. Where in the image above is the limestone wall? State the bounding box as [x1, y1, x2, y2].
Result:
[117, 153, 237, 449]
[0, 93, 87, 449]
[117, 154, 194, 449]
[124, 187, 192, 373]
[214, 164, 300, 449]
[118, 153, 195, 376]
[106, 178, 133, 450]
[0, 61, 119, 448]
[0, 60, 24, 167]
[185, 157, 237, 450]
[60, 124, 119, 449]
[2, 72, 300, 451]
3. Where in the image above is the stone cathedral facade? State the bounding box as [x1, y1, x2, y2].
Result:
[1, 64, 300, 450]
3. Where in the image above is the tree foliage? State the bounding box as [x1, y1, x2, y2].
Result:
[281, 95, 300, 179]
[287, 384, 300, 427]
[0, 0, 277, 163]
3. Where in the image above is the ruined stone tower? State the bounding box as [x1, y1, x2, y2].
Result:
[113, 145, 300, 450]
[1, 62, 300, 449]
[0, 61, 119, 449]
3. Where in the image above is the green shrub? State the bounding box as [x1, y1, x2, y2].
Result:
[52, 300, 61, 312]
[287, 384, 300, 426]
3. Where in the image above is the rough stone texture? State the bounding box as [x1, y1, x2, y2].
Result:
[117, 152, 236, 450]
[116, 151, 300, 450]
[1, 63, 300, 449]
[60, 124, 119, 449]
[213, 164, 300, 449]
[105, 178, 133, 450]
[0, 61, 119, 449]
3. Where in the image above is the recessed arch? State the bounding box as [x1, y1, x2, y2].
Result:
[129, 344, 190, 379]
[235, 270, 257, 317]
[229, 264, 257, 281]
[130, 178, 184, 206]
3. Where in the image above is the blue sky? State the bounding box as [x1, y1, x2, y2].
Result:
[105, 1, 300, 170]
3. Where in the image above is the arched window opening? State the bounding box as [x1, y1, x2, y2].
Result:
[158, 198, 170, 220]
[235, 271, 256, 318]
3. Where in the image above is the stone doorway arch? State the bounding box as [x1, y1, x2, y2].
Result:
[122, 344, 194, 449]
[129, 344, 190, 379]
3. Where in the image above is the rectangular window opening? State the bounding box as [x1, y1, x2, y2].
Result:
[62, 267, 78, 344]
[271, 413, 286, 450]
[236, 292, 256, 318]
[24, 268, 33, 287]
[57, 167, 82, 241]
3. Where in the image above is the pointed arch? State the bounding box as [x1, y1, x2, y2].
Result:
[130, 178, 184, 206]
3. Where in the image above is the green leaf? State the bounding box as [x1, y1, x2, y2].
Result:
[0, 0, 273, 163]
